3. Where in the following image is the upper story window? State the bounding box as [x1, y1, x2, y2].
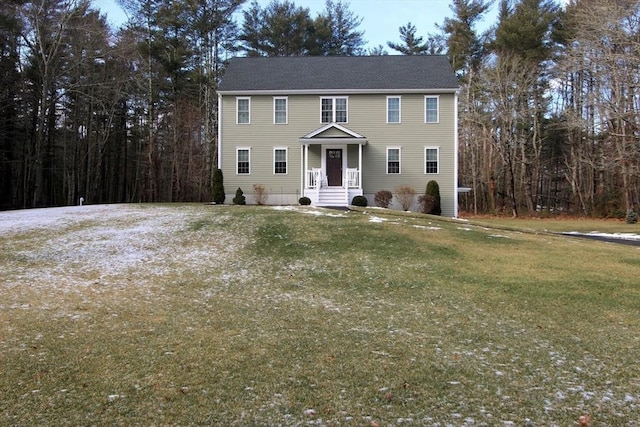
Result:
[321, 97, 348, 123]
[237, 97, 250, 124]
[237, 148, 250, 174]
[387, 147, 401, 174]
[425, 96, 439, 123]
[387, 96, 401, 123]
[274, 97, 288, 124]
[274, 147, 287, 174]
[425, 147, 439, 174]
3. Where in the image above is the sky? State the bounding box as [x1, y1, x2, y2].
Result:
[94, 0, 502, 52]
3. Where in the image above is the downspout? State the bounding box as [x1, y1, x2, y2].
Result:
[217, 93, 223, 170]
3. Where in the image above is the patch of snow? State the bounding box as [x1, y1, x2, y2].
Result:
[2, 204, 246, 303]
[302, 209, 346, 218]
[271, 205, 347, 217]
[565, 231, 640, 241]
[0, 204, 128, 236]
[413, 225, 442, 230]
[369, 216, 387, 223]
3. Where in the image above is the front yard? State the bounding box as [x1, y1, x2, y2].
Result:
[1, 204, 639, 425]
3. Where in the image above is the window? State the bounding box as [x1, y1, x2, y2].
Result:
[237, 97, 250, 124]
[387, 147, 401, 174]
[335, 98, 347, 122]
[425, 147, 439, 174]
[425, 96, 439, 123]
[237, 148, 250, 174]
[274, 97, 287, 124]
[274, 148, 287, 174]
[321, 98, 333, 123]
[320, 97, 348, 123]
[387, 96, 401, 123]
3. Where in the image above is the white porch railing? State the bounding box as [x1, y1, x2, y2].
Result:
[304, 168, 361, 206]
[305, 168, 360, 189]
[346, 168, 360, 188]
[306, 168, 323, 189]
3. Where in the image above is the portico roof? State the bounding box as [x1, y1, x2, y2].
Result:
[299, 123, 368, 144]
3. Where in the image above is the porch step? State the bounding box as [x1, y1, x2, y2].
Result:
[316, 187, 348, 206]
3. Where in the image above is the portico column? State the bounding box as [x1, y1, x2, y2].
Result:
[304, 143, 309, 188]
[358, 143, 363, 189]
[301, 143, 305, 192]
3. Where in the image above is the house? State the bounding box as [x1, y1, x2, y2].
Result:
[217, 55, 460, 216]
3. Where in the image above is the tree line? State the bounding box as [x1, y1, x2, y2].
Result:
[1, 0, 638, 217]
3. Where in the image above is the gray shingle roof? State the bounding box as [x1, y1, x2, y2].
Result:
[218, 55, 459, 93]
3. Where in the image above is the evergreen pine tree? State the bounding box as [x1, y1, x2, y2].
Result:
[387, 22, 429, 55]
[426, 180, 441, 215]
[212, 168, 225, 204]
[232, 187, 246, 205]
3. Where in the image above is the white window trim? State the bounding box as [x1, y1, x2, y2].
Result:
[273, 147, 288, 175]
[386, 146, 401, 174]
[273, 96, 288, 125]
[320, 96, 348, 123]
[236, 97, 251, 125]
[386, 96, 401, 124]
[424, 146, 440, 174]
[236, 147, 251, 175]
[424, 95, 439, 124]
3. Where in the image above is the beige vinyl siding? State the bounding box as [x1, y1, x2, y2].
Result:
[221, 96, 303, 198]
[347, 145, 359, 169]
[220, 92, 457, 215]
[307, 145, 321, 169]
[319, 127, 350, 138]
[349, 93, 456, 216]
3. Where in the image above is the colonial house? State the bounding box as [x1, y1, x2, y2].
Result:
[217, 55, 460, 216]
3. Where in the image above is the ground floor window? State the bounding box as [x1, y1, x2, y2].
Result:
[387, 147, 401, 174]
[237, 148, 250, 174]
[425, 147, 439, 174]
[274, 147, 287, 174]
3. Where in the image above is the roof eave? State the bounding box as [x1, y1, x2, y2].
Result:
[299, 137, 368, 145]
[218, 88, 460, 96]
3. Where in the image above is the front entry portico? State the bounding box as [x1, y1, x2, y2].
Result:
[299, 123, 367, 206]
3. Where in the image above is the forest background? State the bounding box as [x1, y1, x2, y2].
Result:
[1, 0, 638, 217]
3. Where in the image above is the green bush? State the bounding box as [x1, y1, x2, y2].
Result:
[211, 168, 225, 204]
[626, 210, 638, 224]
[374, 190, 392, 208]
[422, 180, 441, 215]
[351, 195, 368, 207]
[232, 187, 246, 205]
[299, 196, 311, 205]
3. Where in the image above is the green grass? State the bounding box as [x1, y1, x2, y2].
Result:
[1, 204, 640, 425]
